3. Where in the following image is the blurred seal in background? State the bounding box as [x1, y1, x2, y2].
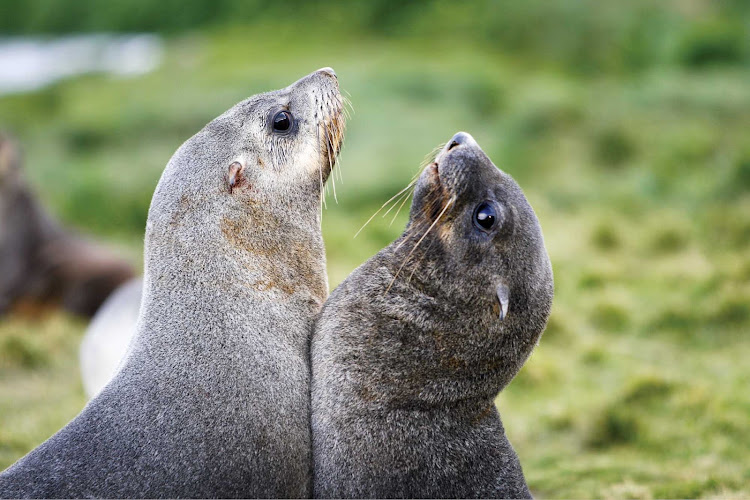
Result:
[0, 133, 134, 318]
[311, 132, 553, 498]
[0, 67, 345, 498]
[79, 277, 142, 397]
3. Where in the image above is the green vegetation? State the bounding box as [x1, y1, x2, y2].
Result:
[1, 2, 749, 498]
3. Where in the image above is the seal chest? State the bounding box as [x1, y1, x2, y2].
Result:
[0, 68, 345, 498]
[311, 132, 553, 499]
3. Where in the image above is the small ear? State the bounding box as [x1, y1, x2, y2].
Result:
[227, 161, 244, 193]
[496, 283, 510, 321]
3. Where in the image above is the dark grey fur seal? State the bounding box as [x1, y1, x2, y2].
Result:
[0, 68, 344, 498]
[0, 132, 134, 317]
[311, 132, 553, 498]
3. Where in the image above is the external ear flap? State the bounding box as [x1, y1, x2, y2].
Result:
[496, 283, 510, 321]
[227, 162, 244, 193]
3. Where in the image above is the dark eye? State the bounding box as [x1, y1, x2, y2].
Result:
[474, 202, 497, 231]
[272, 110, 292, 132]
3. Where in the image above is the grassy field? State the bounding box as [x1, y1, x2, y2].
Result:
[1, 9, 750, 498]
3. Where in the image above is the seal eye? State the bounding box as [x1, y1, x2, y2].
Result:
[474, 202, 497, 231]
[272, 110, 292, 132]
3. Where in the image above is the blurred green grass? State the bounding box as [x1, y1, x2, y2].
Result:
[1, 2, 750, 498]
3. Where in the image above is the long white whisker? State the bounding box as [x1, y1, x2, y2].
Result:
[325, 122, 337, 204]
[353, 178, 418, 239]
[407, 236, 439, 282]
[385, 196, 455, 294]
[390, 188, 413, 226]
[381, 186, 412, 219]
[420, 143, 445, 170]
[333, 115, 344, 185]
[392, 194, 444, 252]
[318, 125, 327, 210]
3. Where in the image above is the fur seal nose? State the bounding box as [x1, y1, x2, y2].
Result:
[316, 67, 337, 79]
[447, 131, 476, 151]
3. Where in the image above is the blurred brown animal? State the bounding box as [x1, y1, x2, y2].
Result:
[0, 133, 134, 318]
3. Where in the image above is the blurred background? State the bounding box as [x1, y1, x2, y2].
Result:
[1, 0, 749, 497]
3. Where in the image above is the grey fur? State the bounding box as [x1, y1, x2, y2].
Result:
[0, 68, 344, 498]
[311, 132, 553, 499]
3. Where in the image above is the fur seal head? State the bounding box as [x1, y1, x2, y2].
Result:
[360, 131, 553, 403]
[144, 68, 344, 304]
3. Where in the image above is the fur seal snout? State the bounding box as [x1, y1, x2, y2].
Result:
[311, 132, 553, 498]
[1, 69, 345, 498]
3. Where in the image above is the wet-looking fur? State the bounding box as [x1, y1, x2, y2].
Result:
[0, 68, 344, 498]
[311, 132, 553, 498]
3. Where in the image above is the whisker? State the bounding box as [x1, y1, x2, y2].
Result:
[389, 187, 414, 226]
[334, 143, 343, 185]
[392, 195, 443, 252]
[341, 98, 352, 119]
[333, 117, 345, 185]
[354, 178, 418, 239]
[319, 125, 327, 210]
[325, 124, 338, 204]
[382, 181, 414, 220]
[419, 143, 445, 170]
[385, 196, 455, 294]
[381, 185, 413, 219]
[343, 93, 355, 116]
[407, 236, 438, 282]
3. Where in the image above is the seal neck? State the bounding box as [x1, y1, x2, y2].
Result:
[335, 247, 528, 410]
[135, 183, 327, 358]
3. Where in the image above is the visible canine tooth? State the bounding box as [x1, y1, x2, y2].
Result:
[496, 283, 510, 321]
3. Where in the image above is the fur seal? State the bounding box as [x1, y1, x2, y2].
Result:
[0, 132, 134, 317]
[311, 132, 553, 498]
[0, 67, 345, 498]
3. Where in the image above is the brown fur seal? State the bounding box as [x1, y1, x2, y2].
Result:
[0, 67, 345, 498]
[311, 132, 553, 498]
[0, 133, 134, 317]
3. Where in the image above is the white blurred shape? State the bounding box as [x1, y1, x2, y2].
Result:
[79, 277, 142, 398]
[0, 34, 163, 95]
